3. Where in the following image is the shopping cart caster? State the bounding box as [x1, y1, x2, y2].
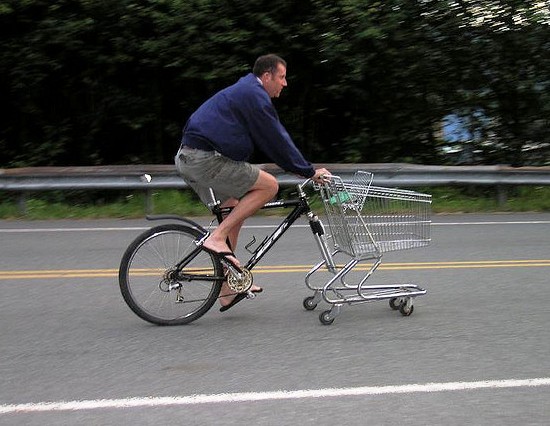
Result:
[389, 298, 401, 310]
[319, 305, 341, 325]
[399, 304, 414, 316]
[398, 299, 414, 316]
[303, 296, 318, 311]
[319, 310, 335, 325]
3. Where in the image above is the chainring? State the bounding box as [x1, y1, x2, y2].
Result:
[226, 267, 253, 293]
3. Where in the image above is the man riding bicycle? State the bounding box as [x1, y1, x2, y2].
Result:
[175, 54, 329, 311]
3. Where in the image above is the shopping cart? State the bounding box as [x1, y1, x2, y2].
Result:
[304, 171, 431, 325]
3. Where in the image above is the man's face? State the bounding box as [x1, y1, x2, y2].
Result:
[262, 63, 287, 98]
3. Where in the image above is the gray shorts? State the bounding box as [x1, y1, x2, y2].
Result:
[175, 146, 260, 205]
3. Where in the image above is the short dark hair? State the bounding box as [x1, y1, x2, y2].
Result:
[253, 54, 286, 77]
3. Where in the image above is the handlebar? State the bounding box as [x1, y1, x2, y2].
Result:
[297, 174, 333, 195]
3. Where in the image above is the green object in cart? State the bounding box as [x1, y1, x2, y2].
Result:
[329, 191, 351, 205]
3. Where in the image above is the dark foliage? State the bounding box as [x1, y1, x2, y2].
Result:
[1, 0, 548, 167]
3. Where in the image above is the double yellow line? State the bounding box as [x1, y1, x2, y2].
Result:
[1, 259, 549, 280]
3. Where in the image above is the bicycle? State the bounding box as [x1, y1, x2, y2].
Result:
[118, 176, 328, 325]
[118, 172, 431, 325]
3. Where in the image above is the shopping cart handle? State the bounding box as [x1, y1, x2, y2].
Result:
[319, 173, 333, 183]
[299, 174, 336, 190]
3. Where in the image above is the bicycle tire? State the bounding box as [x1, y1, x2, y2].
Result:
[119, 223, 223, 325]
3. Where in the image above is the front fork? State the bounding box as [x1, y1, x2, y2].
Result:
[305, 211, 335, 306]
[308, 211, 335, 270]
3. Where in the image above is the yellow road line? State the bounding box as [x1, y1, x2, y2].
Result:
[0, 260, 549, 280]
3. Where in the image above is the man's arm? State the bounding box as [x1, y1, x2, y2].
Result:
[246, 99, 315, 178]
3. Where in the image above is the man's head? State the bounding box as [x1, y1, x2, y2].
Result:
[253, 54, 287, 98]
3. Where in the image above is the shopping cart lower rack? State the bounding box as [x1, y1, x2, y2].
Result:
[304, 171, 431, 325]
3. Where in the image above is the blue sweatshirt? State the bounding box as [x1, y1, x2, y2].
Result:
[182, 73, 315, 178]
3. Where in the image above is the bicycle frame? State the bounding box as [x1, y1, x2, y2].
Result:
[210, 181, 330, 272]
[147, 180, 335, 285]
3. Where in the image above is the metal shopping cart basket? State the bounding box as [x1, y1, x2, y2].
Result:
[304, 171, 431, 325]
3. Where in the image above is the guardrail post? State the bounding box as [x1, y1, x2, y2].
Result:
[18, 192, 27, 216]
[496, 185, 508, 207]
[145, 189, 153, 214]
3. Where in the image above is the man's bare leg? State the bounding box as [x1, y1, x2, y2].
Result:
[202, 170, 278, 261]
[202, 171, 278, 306]
[216, 198, 246, 306]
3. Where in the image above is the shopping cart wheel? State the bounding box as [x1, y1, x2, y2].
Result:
[319, 310, 335, 325]
[389, 298, 401, 310]
[303, 296, 318, 311]
[399, 303, 414, 316]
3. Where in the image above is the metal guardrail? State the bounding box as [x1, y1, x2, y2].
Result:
[1, 163, 550, 213]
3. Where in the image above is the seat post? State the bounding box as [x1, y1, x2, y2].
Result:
[206, 188, 226, 230]
[206, 188, 220, 210]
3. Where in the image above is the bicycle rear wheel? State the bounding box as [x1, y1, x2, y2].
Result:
[119, 223, 223, 325]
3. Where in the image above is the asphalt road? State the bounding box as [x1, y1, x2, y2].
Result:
[1, 213, 550, 425]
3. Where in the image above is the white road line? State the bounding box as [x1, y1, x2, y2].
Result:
[0, 227, 148, 233]
[2, 378, 550, 414]
[1, 220, 549, 233]
[431, 221, 550, 226]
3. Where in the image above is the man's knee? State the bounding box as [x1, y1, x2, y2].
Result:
[265, 174, 279, 198]
[256, 171, 279, 197]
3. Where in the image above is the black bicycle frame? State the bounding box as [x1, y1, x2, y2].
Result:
[169, 184, 325, 281]
[212, 196, 315, 271]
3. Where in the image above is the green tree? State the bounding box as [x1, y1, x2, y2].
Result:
[438, 0, 550, 165]
[0, 0, 548, 167]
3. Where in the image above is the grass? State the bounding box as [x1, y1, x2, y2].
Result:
[0, 185, 549, 220]
[427, 186, 550, 213]
[0, 190, 210, 220]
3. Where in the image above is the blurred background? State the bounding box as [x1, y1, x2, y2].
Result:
[1, 0, 549, 168]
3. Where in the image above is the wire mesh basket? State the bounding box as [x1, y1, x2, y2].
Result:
[318, 171, 432, 258]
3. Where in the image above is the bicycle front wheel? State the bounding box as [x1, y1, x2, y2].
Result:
[119, 224, 223, 325]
